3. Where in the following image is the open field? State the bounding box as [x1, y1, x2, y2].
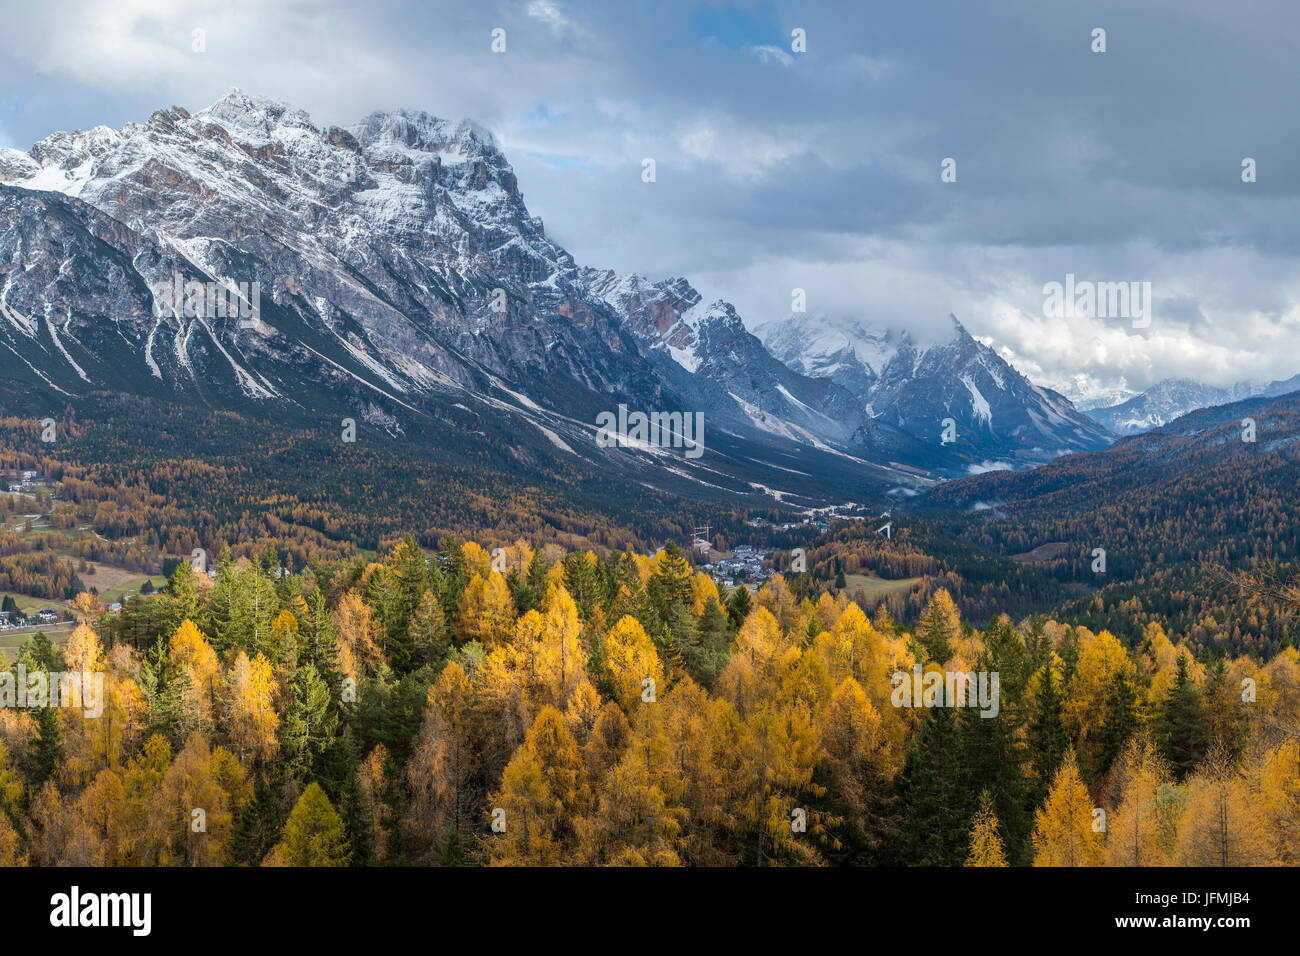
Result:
[1010, 541, 1074, 564]
[97, 573, 168, 606]
[0, 622, 74, 653]
[76, 560, 158, 597]
[9, 593, 67, 614]
[843, 572, 924, 600]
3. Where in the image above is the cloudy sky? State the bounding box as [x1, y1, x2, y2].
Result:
[1, 0, 1297, 401]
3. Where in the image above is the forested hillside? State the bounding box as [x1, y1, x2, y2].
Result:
[920, 393, 1300, 657]
[2, 537, 1295, 867]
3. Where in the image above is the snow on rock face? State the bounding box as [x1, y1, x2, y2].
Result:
[759, 313, 902, 383]
[1, 88, 629, 401]
[1086, 375, 1300, 435]
[0, 88, 1112, 479]
[583, 270, 703, 368]
[1054, 373, 1136, 411]
[0, 148, 41, 182]
[3, 90, 864, 479]
[961, 374, 992, 425]
[760, 311, 1113, 462]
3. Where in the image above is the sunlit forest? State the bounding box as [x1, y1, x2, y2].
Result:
[1, 537, 1296, 867]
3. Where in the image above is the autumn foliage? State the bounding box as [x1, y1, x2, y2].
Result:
[1, 538, 1297, 867]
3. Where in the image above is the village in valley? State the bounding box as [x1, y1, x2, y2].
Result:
[0, 467, 161, 644]
[690, 507, 848, 589]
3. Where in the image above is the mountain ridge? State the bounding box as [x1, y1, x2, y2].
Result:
[1085, 374, 1300, 434]
[1, 89, 1104, 500]
[757, 311, 1113, 467]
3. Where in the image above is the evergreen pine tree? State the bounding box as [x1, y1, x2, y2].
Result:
[896, 704, 969, 865]
[229, 776, 285, 867]
[283, 663, 340, 785]
[437, 536, 468, 628]
[727, 584, 753, 629]
[956, 639, 1032, 864]
[1029, 664, 1068, 808]
[686, 596, 732, 688]
[1097, 671, 1137, 779]
[1158, 656, 1208, 780]
[409, 590, 450, 667]
[30, 706, 62, 788]
[438, 828, 468, 866]
[338, 770, 373, 867]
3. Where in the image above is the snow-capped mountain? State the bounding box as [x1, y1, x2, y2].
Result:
[1086, 375, 1300, 435]
[1053, 374, 1138, 412]
[757, 313, 1113, 467]
[0, 89, 1102, 502]
[0, 89, 941, 508]
[582, 272, 931, 461]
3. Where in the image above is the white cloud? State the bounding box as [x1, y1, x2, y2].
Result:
[752, 45, 794, 68]
[526, 1, 591, 41]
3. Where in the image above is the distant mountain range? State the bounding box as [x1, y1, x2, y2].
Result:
[1083, 375, 1300, 435]
[0, 89, 1113, 510]
[757, 312, 1112, 470]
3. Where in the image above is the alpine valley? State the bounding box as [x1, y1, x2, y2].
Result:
[0, 90, 1120, 536]
[2, 13, 1300, 884]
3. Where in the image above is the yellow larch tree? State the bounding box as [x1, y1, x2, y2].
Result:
[718, 606, 800, 719]
[358, 744, 393, 863]
[332, 589, 385, 679]
[661, 682, 744, 865]
[575, 752, 684, 866]
[405, 661, 479, 862]
[59, 672, 140, 787]
[1065, 629, 1135, 771]
[0, 808, 25, 865]
[226, 651, 280, 768]
[69, 591, 103, 624]
[163, 731, 233, 866]
[538, 585, 587, 705]
[739, 703, 822, 866]
[819, 676, 892, 853]
[755, 573, 804, 639]
[72, 769, 125, 865]
[120, 734, 173, 866]
[460, 540, 492, 580]
[780, 646, 835, 725]
[603, 615, 663, 713]
[63, 623, 103, 676]
[814, 603, 915, 770]
[456, 570, 516, 648]
[1032, 751, 1104, 866]
[168, 619, 220, 723]
[1174, 747, 1274, 866]
[1257, 738, 1300, 864]
[691, 572, 721, 618]
[1104, 735, 1172, 866]
[487, 706, 586, 865]
[1142, 621, 1205, 712]
[582, 700, 631, 793]
[210, 744, 250, 815]
[28, 780, 70, 865]
[966, 790, 1009, 867]
[562, 678, 602, 747]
